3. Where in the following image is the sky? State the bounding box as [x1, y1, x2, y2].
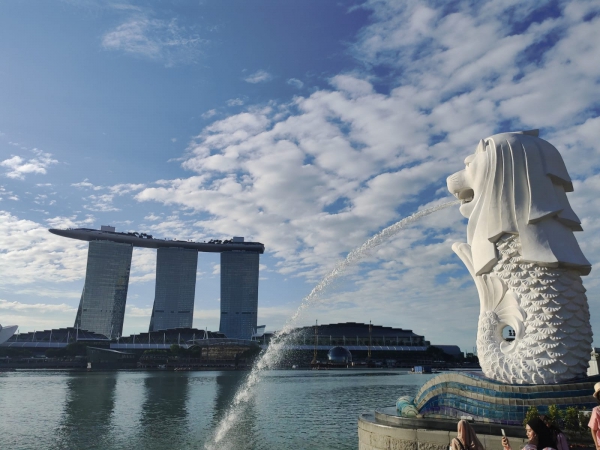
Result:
[0, 0, 599, 352]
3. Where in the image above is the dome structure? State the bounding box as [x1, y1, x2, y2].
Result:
[327, 346, 352, 364]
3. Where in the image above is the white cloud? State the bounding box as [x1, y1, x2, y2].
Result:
[0, 211, 88, 286]
[46, 214, 95, 229]
[226, 98, 245, 107]
[72, 179, 103, 190]
[128, 248, 157, 284]
[142, 214, 200, 241]
[108, 183, 146, 195]
[287, 78, 304, 89]
[84, 194, 120, 212]
[101, 16, 205, 66]
[10, 287, 82, 299]
[136, 77, 462, 275]
[0, 299, 76, 314]
[126, 305, 152, 317]
[0, 300, 78, 331]
[0, 185, 17, 202]
[202, 109, 218, 119]
[71, 182, 145, 212]
[144, 213, 162, 221]
[330, 74, 374, 97]
[1, 149, 57, 180]
[243, 70, 273, 84]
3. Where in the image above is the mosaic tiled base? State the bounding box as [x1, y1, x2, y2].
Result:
[415, 372, 600, 425]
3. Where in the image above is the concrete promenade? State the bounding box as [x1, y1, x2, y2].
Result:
[359, 410, 529, 450]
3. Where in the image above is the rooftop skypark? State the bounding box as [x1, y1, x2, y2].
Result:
[49, 225, 265, 253]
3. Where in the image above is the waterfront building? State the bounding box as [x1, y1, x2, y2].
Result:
[252, 322, 447, 368]
[74, 240, 133, 339]
[86, 347, 136, 370]
[0, 324, 18, 345]
[0, 327, 114, 360]
[219, 251, 260, 340]
[257, 322, 430, 347]
[149, 247, 198, 332]
[49, 226, 265, 337]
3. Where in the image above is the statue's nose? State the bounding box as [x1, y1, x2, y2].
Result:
[446, 171, 464, 196]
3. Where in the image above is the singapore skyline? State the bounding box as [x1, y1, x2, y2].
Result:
[1, 1, 599, 352]
[46, 225, 263, 339]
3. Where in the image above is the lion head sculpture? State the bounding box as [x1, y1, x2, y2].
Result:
[447, 130, 590, 276]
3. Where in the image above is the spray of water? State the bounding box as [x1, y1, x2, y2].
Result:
[205, 200, 460, 449]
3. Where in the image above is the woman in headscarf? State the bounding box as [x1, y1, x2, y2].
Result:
[540, 414, 568, 450]
[502, 417, 556, 450]
[451, 419, 484, 450]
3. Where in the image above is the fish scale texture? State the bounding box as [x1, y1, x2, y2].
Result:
[477, 235, 592, 384]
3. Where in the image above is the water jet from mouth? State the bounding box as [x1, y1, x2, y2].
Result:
[205, 199, 460, 450]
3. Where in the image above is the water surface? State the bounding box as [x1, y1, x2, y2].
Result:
[0, 369, 435, 449]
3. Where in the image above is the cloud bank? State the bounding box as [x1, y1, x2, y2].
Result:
[3, 0, 600, 348]
[133, 0, 600, 345]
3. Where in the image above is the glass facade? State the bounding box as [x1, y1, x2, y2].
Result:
[149, 247, 198, 332]
[219, 251, 260, 340]
[74, 240, 133, 339]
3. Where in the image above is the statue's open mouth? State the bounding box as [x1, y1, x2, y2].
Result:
[455, 188, 474, 204]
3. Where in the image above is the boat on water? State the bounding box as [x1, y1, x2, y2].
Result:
[0, 324, 18, 345]
[411, 365, 432, 374]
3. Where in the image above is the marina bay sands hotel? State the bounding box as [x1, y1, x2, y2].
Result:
[49, 226, 264, 340]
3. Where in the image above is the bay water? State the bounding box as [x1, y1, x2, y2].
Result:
[0, 369, 435, 449]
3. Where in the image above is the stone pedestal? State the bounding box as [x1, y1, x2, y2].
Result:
[359, 372, 600, 450]
[358, 410, 528, 450]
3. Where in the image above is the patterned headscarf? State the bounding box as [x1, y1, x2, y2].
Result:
[457, 420, 485, 450]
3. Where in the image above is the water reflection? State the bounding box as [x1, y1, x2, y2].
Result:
[212, 372, 259, 450]
[1, 369, 434, 450]
[52, 373, 117, 449]
[137, 372, 191, 449]
[212, 373, 244, 423]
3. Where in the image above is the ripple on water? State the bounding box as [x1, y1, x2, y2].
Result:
[0, 370, 437, 449]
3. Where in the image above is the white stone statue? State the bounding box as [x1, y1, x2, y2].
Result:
[447, 130, 593, 384]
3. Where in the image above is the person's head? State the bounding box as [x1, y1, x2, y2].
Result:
[458, 419, 483, 450]
[527, 417, 555, 450]
[525, 424, 537, 444]
[593, 382, 600, 404]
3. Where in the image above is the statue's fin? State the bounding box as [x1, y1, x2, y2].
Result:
[452, 242, 474, 278]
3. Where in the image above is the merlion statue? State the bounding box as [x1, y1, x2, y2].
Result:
[447, 130, 593, 384]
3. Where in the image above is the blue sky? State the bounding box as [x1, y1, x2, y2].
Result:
[1, 0, 599, 352]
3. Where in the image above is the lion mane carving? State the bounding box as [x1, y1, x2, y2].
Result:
[447, 130, 593, 384]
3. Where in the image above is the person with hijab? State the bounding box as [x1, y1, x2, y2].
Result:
[540, 414, 568, 450]
[451, 419, 484, 450]
[588, 382, 600, 450]
[502, 417, 556, 450]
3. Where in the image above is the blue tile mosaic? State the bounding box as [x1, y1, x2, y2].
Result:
[414, 372, 600, 425]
